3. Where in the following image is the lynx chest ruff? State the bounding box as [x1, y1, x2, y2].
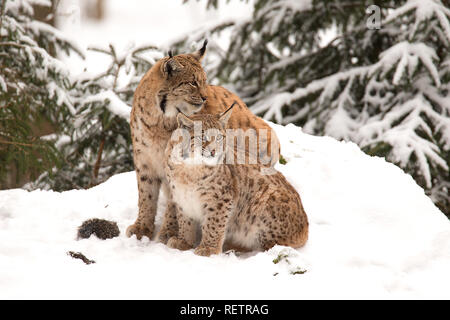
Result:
[170, 178, 205, 222]
[165, 157, 217, 223]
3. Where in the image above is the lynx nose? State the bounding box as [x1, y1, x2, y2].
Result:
[210, 150, 215, 157]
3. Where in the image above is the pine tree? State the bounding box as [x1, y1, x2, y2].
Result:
[0, 0, 83, 187]
[33, 43, 163, 190]
[1, 0, 164, 191]
[178, 0, 450, 218]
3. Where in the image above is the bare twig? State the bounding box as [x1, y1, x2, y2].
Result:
[0, 139, 35, 147]
[92, 136, 105, 181]
[67, 251, 95, 265]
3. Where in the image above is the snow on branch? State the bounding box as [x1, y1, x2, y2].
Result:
[252, 40, 441, 123]
[256, 0, 313, 35]
[0, 74, 7, 92]
[47, 82, 76, 115]
[166, 16, 241, 51]
[358, 95, 449, 188]
[250, 63, 377, 123]
[27, 20, 86, 58]
[379, 42, 440, 87]
[256, 0, 313, 19]
[385, 0, 450, 43]
[82, 90, 131, 122]
[252, 0, 449, 124]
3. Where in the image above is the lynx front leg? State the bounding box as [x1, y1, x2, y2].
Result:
[126, 171, 161, 240]
[156, 183, 179, 244]
[195, 204, 232, 257]
[167, 209, 196, 251]
[157, 201, 179, 244]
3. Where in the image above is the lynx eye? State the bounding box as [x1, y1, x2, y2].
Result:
[188, 81, 197, 88]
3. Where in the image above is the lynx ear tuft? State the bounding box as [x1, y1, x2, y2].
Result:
[190, 39, 208, 61]
[218, 101, 236, 127]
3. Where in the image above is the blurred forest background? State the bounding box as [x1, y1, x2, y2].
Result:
[0, 0, 449, 218]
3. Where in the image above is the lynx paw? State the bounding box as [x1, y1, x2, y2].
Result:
[126, 223, 153, 240]
[157, 227, 178, 244]
[167, 237, 194, 251]
[194, 245, 221, 257]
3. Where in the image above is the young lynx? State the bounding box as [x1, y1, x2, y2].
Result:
[164, 104, 308, 256]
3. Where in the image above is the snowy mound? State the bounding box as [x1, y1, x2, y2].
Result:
[0, 123, 449, 299]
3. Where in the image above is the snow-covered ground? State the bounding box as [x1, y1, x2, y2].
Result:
[1, 0, 448, 300]
[1, 123, 449, 299]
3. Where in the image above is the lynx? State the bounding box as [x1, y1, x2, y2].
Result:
[164, 105, 308, 256]
[127, 40, 280, 242]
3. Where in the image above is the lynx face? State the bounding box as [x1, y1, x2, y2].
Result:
[185, 128, 224, 166]
[170, 106, 233, 166]
[157, 42, 208, 117]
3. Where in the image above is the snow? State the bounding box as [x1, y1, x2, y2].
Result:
[0, 75, 7, 92]
[58, 0, 253, 75]
[250, 35, 448, 188]
[255, 40, 441, 124]
[3, 0, 449, 299]
[47, 81, 76, 115]
[358, 94, 450, 188]
[81, 90, 131, 122]
[257, 0, 312, 35]
[385, 0, 450, 43]
[1, 123, 449, 299]
[27, 20, 86, 58]
[379, 42, 440, 87]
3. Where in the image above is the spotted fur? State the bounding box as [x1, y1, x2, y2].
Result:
[164, 109, 308, 256]
[127, 42, 280, 242]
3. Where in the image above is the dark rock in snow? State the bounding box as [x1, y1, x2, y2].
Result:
[77, 218, 120, 240]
